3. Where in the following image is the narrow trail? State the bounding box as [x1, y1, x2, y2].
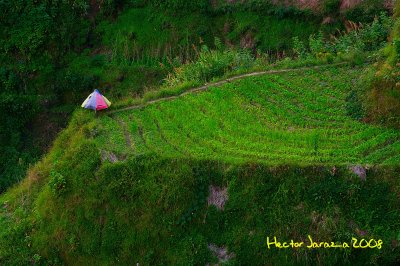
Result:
[107, 62, 348, 115]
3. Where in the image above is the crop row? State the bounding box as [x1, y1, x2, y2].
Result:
[98, 67, 400, 165]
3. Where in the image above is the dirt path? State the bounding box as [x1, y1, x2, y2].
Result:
[107, 62, 348, 115]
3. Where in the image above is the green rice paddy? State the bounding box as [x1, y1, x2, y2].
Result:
[97, 66, 400, 165]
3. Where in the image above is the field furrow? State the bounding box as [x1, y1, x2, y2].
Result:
[98, 66, 400, 165]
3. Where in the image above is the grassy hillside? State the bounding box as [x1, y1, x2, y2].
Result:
[0, 2, 330, 192]
[1, 64, 399, 265]
[98, 66, 400, 165]
[0, 0, 392, 192]
[364, 1, 400, 128]
[1, 1, 399, 265]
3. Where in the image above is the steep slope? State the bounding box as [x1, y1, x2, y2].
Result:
[365, 1, 400, 128]
[1, 64, 399, 265]
[0, 0, 392, 193]
[99, 66, 400, 165]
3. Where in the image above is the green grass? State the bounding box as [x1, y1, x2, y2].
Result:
[81, 6, 330, 104]
[1, 3, 399, 265]
[96, 7, 326, 62]
[1, 154, 399, 265]
[1, 65, 400, 266]
[227, 11, 329, 51]
[98, 65, 400, 165]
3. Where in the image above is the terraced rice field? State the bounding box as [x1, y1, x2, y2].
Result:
[97, 66, 400, 165]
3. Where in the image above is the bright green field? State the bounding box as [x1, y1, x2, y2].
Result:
[97, 66, 400, 165]
[1, 65, 400, 266]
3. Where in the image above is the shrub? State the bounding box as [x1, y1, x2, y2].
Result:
[164, 46, 255, 87]
[345, 90, 365, 120]
[292, 37, 307, 58]
[394, 39, 400, 60]
[309, 32, 326, 56]
[53, 69, 99, 104]
[291, 13, 393, 63]
[48, 170, 66, 196]
[334, 13, 392, 53]
[364, 14, 400, 128]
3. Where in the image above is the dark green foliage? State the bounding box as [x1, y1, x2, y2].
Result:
[365, 5, 400, 129]
[3, 154, 399, 265]
[0, 0, 92, 192]
[0, 0, 134, 191]
[323, 0, 341, 17]
[165, 46, 254, 86]
[0, 0, 357, 191]
[150, 0, 210, 13]
[345, 90, 365, 120]
[48, 170, 67, 197]
[0, 0, 88, 59]
[0, 66, 40, 193]
[0, 2, 398, 264]
[54, 69, 100, 103]
[394, 39, 400, 60]
[176, 175, 208, 226]
[212, 0, 313, 18]
[344, 0, 388, 23]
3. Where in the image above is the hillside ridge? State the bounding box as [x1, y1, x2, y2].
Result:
[107, 62, 348, 115]
[97, 64, 400, 166]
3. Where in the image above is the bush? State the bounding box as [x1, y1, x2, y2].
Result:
[292, 36, 307, 58]
[48, 170, 67, 196]
[164, 46, 255, 87]
[364, 14, 400, 128]
[55, 70, 99, 103]
[0, 66, 40, 193]
[335, 13, 392, 53]
[291, 13, 393, 62]
[345, 90, 365, 120]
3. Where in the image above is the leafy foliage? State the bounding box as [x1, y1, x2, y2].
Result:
[344, 0, 388, 22]
[0, 2, 398, 265]
[365, 5, 400, 128]
[0, 0, 390, 193]
[0, 66, 40, 192]
[0, 0, 134, 191]
[165, 45, 254, 86]
[323, 0, 341, 16]
[292, 13, 393, 63]
[48, 170, 67, 197]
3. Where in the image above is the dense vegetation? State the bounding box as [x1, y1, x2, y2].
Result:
[1, 64, 400, 265]
[0, 0, 392, 192]
[364, 1, 400, 128]
[1, 0, 399, 265]
[1, 156, 400, 265]
[0, 0, 98, 192]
